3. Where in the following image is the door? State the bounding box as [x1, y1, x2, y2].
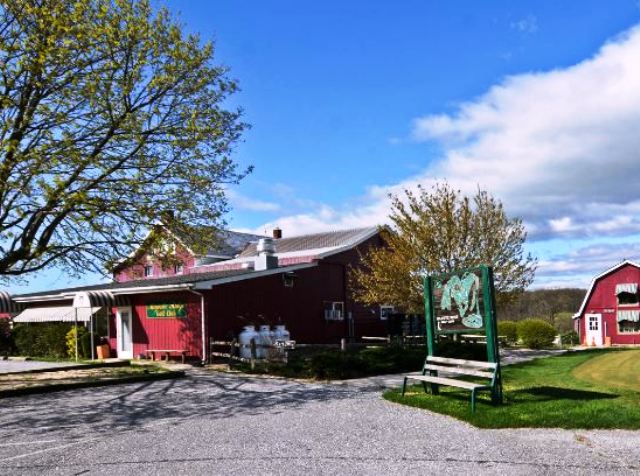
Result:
[116, 307, 133, 359]
[585, 313, 603, 346]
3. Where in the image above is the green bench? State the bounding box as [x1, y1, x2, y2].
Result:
[402, 355, 499, 412]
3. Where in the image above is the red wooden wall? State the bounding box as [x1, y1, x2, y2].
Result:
[204, 235, 388, 344]
[108, 291, 203, 358]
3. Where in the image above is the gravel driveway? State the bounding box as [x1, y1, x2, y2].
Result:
[0, 360, 78, 374]
[1, 369, 638, 475]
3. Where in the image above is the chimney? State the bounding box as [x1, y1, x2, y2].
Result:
[255, 237, 278, 271]
[272, 227, 282, 239]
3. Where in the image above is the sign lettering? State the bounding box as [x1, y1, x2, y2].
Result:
[146, 303, 187, 319]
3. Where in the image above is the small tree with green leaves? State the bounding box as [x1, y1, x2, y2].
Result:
[351, 183, 537, 313]
[0, 0, 250, 280]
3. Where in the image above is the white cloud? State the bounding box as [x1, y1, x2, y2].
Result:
[256, 25, 640, 254]
[226, 189, 280, 212]
[510, 15, 539, 34]
[534, 239, 640, 288]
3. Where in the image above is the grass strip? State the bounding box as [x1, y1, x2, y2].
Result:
[384, 349, 640, 429]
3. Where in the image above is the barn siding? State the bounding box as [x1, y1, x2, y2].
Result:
[115, 246, 196, 282]
[579, 263, 640, 345]
[108, 291, 203, 359]
[204, 235, 388, 344]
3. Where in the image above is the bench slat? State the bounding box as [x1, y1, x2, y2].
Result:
[406, 375, 488, 390]
[427, 356, 497, 369]
[422, 364, 495, 379]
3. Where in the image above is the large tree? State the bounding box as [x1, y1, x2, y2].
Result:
[0, 0, 249, 279]
[351, 183, 537, 313]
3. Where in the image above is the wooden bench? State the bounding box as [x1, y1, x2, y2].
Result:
[145, 349, 188, 364]
[402, 356, 499, 412]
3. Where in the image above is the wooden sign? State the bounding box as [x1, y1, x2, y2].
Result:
[146, 303, 187, 319]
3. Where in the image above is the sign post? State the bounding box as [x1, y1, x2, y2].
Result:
[424, 264, 502, 402]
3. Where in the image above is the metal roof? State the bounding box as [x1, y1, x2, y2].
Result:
[14, 268, 258, 299]
[13, 263, 317, 301]
[13, 306, 98, 323]
[238, 227, 379, 257]
[174, 227, 266, 257]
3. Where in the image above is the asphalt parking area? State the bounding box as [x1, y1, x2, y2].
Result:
[1, 369, 638, 475]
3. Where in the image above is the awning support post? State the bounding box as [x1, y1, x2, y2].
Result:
[74, 307, 79, 363]
[90, 306, 95, 360]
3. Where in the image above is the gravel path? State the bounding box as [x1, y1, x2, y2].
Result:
[1, 369, 638, 475]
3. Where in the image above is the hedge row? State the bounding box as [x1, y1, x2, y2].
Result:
[497, 319, 557, 349]
[12, 323, 92, 359]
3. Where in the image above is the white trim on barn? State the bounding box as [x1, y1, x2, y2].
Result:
[615, 283, 638, 295]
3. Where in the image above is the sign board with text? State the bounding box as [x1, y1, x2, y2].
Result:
[146, 303, 187, 319]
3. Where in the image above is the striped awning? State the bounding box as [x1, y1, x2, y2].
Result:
[73, 291, 130, 308]
[615, 283, 638, 295]
[0, 291, 22, 314]
[13, 306, 100, 323]
[617, 310, 640, 322]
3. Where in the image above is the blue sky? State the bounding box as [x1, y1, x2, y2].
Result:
[7, 0, 640, 293]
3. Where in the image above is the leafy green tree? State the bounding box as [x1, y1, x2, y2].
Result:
[0, 0, 249, 278]
[351, 183, 537, 313]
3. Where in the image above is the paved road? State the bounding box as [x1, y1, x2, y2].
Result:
[1, 370, 639, 475]
[0, 360, 78, 374]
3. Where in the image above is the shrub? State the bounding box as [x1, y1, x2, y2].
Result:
[308, 350, 367, 379]
[497, 321, 518, 345]
[66, 326, 92, 359]
[517, 319, 557, 349]
[13, 323, 73, 358]
[554, 312, 575, 333]
[560, 330, 579, 346]
[0, 318, 13, 354]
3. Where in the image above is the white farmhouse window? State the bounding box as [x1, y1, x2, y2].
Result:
[324, 301, 344, 321]
[144, 265, 153, 277]
[617, 309, 640, 333]
[380, 305, 394, 320]
[616, 283, 639, 306]
[174, 264, 184, 274]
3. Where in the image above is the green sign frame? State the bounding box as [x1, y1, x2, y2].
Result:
[424, 264, 502, 402]
[146, 303, 187, 319]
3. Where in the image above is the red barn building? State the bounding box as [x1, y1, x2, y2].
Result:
[574, 260, 640, 346]
[4, 227, 390, 361]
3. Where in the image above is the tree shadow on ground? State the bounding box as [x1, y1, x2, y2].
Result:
[0, 370, 361, 440]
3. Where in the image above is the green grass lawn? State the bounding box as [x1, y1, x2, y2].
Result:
[384, 349, 640, 429]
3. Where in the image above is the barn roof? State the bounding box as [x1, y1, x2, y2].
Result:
[573, 259, 640, 319]
[173, 226, 266, 258]
[13, 262, 316, 302]
[238, 227, 379, 257]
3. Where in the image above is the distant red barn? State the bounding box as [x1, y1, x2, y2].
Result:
[574, 260, 640, 346]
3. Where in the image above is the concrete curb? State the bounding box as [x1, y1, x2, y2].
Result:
[0, 369, 185, 398]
